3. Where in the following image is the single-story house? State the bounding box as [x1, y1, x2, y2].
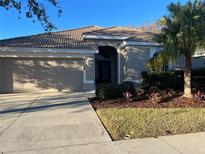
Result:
[0, 25, 205, 93]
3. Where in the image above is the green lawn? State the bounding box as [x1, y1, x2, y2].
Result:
[97, 108, 205, 140]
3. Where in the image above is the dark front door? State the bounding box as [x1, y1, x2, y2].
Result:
[95, 61, 111, 84]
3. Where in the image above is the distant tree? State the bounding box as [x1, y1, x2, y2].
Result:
[0, 0, 62, 31]
[138, 21, 162, 33]
[149, 0, 205, 98]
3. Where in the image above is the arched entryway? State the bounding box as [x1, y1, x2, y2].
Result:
[95, 46, 118, 84]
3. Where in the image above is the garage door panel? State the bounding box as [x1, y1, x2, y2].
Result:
[1, 58, 83, 93]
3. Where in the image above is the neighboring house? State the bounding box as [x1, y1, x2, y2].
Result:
[172, 48, 205, 70]
[0, 25, 204, 93]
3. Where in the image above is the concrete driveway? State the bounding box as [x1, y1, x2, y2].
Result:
[0, 92, 111, 153]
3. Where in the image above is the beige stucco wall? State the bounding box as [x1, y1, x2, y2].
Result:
[125, 46, 150, 82]
[0, 59, 2, 92]
[84, 83, 95, 91]
[1, 59, 14, 93]
[0, 58, 84, 93]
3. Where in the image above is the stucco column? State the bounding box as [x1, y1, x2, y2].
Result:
[117, 47, 127, 84]
[82, 56, 95, 93]
[117, 48, 121, 84]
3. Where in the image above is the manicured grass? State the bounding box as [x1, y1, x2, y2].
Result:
[97, 108, 205, 140]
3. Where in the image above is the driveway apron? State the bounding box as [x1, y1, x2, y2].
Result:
[0, 92, 111, 153]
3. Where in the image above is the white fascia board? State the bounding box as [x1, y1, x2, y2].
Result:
[0, 47, 98, 54]
[122, 41, 161, 47]
[83, 34, 129, 40]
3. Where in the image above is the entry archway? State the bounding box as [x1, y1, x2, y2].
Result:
[95, 46, 118, 84]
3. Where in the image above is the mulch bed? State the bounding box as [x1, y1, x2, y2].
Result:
[90, 91, 205, 110]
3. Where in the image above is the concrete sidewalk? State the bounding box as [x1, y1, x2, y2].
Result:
[3, 132, 205, 154]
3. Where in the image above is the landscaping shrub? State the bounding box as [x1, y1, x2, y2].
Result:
[119, 81, 136, 97]
[141, 68, 205, 91]
[141, 71, 183, 91]
[192, 68, 205, 91]
[96, 84, 120, 100]
[96, 82, 136, 100]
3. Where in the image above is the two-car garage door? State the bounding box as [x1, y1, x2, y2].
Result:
[0, 58, 83, 93]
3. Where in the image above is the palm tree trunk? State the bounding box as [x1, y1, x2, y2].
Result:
[183, 55, 192, 98]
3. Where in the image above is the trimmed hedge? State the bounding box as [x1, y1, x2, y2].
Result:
[141, 68, 205, 91]
[141, 71, 184, 90]
[96, 68, 205, 100]
[96, 84, 120, 100]
[96, 82, 135, 100]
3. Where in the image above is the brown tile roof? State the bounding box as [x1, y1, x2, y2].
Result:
[0, 26, 104, 50]
[0, 26, 155, 50]
[84, 26, 154, 42]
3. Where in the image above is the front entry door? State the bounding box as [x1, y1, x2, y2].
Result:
[95, 61, 111, 84]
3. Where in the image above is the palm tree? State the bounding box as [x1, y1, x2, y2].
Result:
[146, 50, 169, 72]
[152, 0, 205, 98]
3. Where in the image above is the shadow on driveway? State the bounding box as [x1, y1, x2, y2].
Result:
[0, 99, 88, 115]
